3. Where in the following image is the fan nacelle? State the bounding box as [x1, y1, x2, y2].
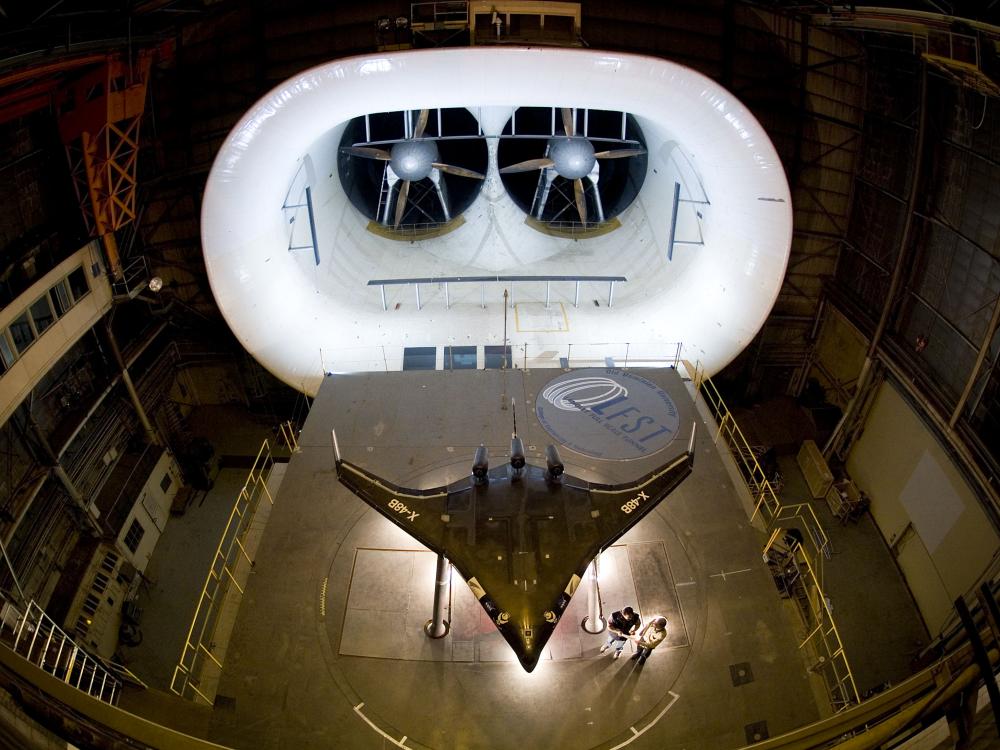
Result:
[550, 136, 595, 179]
[390, 139, 440, 181]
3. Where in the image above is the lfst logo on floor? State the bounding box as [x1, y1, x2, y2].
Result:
[535, 369, 680, 460]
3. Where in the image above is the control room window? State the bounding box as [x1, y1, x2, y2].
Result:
[445, 346, 477, 370]
[484, 345, 512, 369]
[402, 346, 436, 371]
[67, 266, 90, 302]
[51, 279, 72, 315]
[0, 333, 10, 375]
[123, 519, 145, 554]
[8, 312, 35, 354]
[29, 294, 55, 335]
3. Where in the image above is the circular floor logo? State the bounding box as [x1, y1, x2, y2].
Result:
[535, 369, 680, 459]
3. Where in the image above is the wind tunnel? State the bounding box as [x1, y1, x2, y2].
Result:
[201, 48, 792, 394]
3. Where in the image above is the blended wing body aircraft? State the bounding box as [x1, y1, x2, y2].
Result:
[334, 428, 695, 671]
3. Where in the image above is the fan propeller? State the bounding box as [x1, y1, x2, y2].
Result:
[499, 108, 646, 226]
[342, 109, 485, 229]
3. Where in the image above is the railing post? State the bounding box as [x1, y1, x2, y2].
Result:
[574, 280, 580, 308]
[445, 282, 450, 309]
[715, 412, 728, 445]
[509, 283, 514, 308]
[481, 282, 486, 309]
[545, 281, 550, 308]
[380, 284, 386, 312]
[624, 342, 630, 370]
[415, 283, 421, 310]
[608, 280, 615, 308]
[64, 646, 78, 684]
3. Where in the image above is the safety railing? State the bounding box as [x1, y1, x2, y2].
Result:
[369, 274, 626, 311]
[683, 359, 853, 709]
[765, 530, 860, 710]
[170, 440, 275, 704]
[687, 364, 832, 579]
[0, 600, 121, 705]
[410, 1, 469, 26]
[278, 420, 301, 453]
[110, 255, 150, 299]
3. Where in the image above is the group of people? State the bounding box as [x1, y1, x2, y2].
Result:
[599, 606, 667, 665]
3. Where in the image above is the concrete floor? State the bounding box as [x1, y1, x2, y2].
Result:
[118, 371, 932, 749]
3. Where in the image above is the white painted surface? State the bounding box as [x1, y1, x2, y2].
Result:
[847, 381, 999, 634]
[202, 48, 791, 394]
[0, 242, 111, 426]
[899, 451, 963, 554]
[117, 453, 182, 573]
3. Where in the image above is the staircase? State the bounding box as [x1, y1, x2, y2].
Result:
[0, 600, 122, 705]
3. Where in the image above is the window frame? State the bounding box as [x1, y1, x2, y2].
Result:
[123, 518, 145, 554]
[66, 266, 90, 303]
[7, 311, 36, 355]
[28, 292, 56, 336]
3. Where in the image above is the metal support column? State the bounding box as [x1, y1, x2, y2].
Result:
[608, 281, 615, 308]
[105, 316, 161, 446]
[424, 552, 451, 638]
[956, 596, 1000, 738]
[825, 62, 928, 459]
[26, 408, 101, 536]
[574, 281, 580, 308]
[580, 555, 606, 634]
[950, 291, 1000, 427]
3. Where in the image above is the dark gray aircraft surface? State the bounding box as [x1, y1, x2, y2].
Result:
[335, 429, 695, 671]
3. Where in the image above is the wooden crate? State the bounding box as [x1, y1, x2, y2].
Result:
[797, 440, 833, 499]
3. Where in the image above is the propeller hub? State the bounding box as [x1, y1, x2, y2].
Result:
[390, 140, 440, 181]
[550, 136, 595, 179]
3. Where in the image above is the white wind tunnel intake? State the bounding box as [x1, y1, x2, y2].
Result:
[201, 48, 792, 395]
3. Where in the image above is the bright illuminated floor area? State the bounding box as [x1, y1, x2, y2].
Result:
[117, 368, 930, 749]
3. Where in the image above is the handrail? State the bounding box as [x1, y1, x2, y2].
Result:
[682, 359, 856, 710]
[170, 440, 275, 704]
[1, 599, 122, 705]
[370, 275, 626, 311]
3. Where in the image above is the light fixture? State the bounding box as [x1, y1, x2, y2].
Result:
[149, 276, 163, 292]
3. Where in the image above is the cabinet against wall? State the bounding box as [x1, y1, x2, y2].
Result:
[797, 440, 833, 499]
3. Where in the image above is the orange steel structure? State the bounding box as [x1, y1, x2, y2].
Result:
[56, 52, 155, 278]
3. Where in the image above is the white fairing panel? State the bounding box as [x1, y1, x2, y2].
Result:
[202, 48, 791, 394]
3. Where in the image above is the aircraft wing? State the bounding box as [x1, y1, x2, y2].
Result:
[334, 426, 695, 671]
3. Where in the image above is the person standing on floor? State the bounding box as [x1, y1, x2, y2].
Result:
[631, 616, 668, 664]
[600, 606, 641, 660]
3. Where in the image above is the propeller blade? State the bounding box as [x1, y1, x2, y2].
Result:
[413, 109, 430, 139]
[432, 163, 485, 180]
[594, 148, 647, 160]
[574, 178, 587, 227]
[393, 180, 411, 229]
[561, 107, 575, 137]
[499, 158, 555, 174]
[343, 146, 391, 161]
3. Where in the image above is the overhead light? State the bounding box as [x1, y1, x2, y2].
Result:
[149, 277, 163, 292]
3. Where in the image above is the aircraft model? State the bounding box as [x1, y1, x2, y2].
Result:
[334, 426, 695, 672]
